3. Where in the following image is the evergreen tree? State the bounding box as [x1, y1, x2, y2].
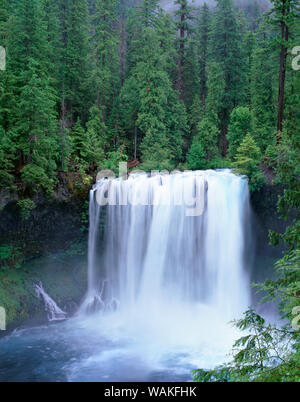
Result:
[233, 133, 265, 191]
[0, 0, 9, 43]
[0, 0, 11, 133]
[7, 0, 59, 191]
[267, 0, 299, 133]
[251, 21, 276, 151]
[227, 107, 254, 159]
[91, 0, 120, 132]
[125, 0, 161, 75]
[136, 28, 176, 169]
[209, 0, 246, 155]
[205, 62, 226, 129]
[186, 141, 206, 170]
[174, 0, 194, 101]
[119, 76, 140, 159]
[197, 2, 211, 114]
[60, 0, 90, 125]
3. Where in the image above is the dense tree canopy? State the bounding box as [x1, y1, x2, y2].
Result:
[0, 0, 298, 186]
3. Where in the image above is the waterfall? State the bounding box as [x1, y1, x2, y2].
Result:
[35, 282, 67, 322]
[81, 170, 251, 324]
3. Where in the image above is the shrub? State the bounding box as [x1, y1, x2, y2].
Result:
[186, 141, 207, 170]
[233, 134, 265, 191]
[228, 107, 254, 159]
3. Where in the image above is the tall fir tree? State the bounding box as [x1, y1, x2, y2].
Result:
[209, 0, 246, 155]
[7, 0, 59, 191]
[251, 21, 276, 151]
[267, 0, 299, 133]
[174, 0, 194, 101]
[86, 0, 120, 156]
[197, 2, 211, 114]
[60, 0, 90, 126]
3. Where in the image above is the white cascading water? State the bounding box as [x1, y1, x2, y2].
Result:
[35, 282, 67, 321]
[79, 170, 252, 371]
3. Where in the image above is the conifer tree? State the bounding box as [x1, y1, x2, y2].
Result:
[174, 0, 194, 101]
[7, 0, 59, 190]
[197, 2, 210, 114]
[209, 0, 246, 155]
[251, 21, 276, 151]
[227, 107, 254, 159]
[233, 133, 264, 191]
[268, 0, 299, 133]
[60, 0, 90, 125]
[0, 0, 11, 132]
[91, 0, 120, 129]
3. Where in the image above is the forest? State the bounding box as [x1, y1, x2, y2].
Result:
[0, 0, 299, 383]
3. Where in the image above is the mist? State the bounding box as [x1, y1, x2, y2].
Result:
[160, 0, 271, 13]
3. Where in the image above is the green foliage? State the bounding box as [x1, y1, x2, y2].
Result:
[186, 141, 207, 170]
[208, 0, 246, 151]
[233, 134, 265, 191]
[193, 65, 300, 381]
[268, 130, 300, 250]
[207, 157, 232, 170]
[0, 244, 23, 271]
[228, 107, 254, 158]
[250, 21, 276, 151]
[264, 143, 278, 168]
[1, 0, 297, 193]
[21, 164, 55, 195]
[101, 146, 128, 175]
[193, 309, 299, 382]
[197, 117, 220, 160]
[17, 199, 36, 220]
[0, 127, 16, 188]
[186, 116, 220, 171]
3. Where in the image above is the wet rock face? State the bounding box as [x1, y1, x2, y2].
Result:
[0, 197, 87, 257]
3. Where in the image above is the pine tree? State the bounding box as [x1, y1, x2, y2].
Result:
[91, 0, 120, 131]
[233, 133, 264, 191]
[174, 0, 194, 101]
[125, 0, 162, 76]
[209, 0, 246, 155]
[0, 0, 9, 43]
[0, 0, 11, 132]
[186, 141, 206, 170]
[119, 76, 140, 159]
[189, 95, 203, 139]
[197, 2, 211, 114]
[205, 62, 226, 129]
[121, 1, 185, 167]
[227, 107, 254, 159]
[251, 21, 276, 151]
[7, 0, 59, 191]
[267, 0, 299, 133]
[60, 0, 90, 126]
[136, 29, 173, 169]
